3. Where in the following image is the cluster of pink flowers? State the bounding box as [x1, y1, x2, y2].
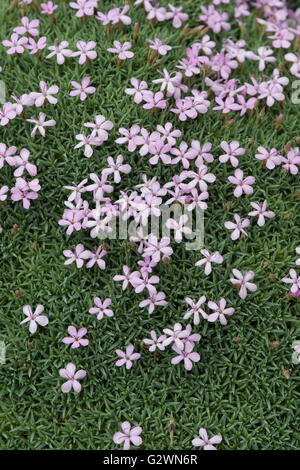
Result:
[0, 144, 40, 209]
[5, 0, 299, 450]
[74, 114, 114, 157]
[0, 81, 58, 144]
[2, 16, 97, 67]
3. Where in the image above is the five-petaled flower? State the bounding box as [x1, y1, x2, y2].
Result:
[107, 41, 134, 60]
[230, 269, 257, 299]
[115, 344, 140, 369]
[62, 326, 89, 348]
[192, 428, 222, 450]
[113, 421, 142, 450]
[20, 304, 48, 334]
[59, 363, 86, 393]
[89, 297, 114, 320]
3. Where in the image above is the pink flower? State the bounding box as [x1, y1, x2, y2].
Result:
[143, 91, 167, 110]
[14, 17, 39, 37]
[143, 235, 173, 262]
[30, 81, 59, 107]
[153, 68, 181, 96]
[2, 34, 28, 55]
[255, 146, 282, 169]
[130, 270, 159, 294]
[103, 155, 131, 183]
[156, 122, 181, 146]
[284, 53, 300, 78]
[143, 330, 166, 352]
[191, 89, 210, 113]
[146, 37, 172, 55]
[69, 0, 95, 17]
[254, 46, 276, 71]
[85, 173, 113, 200]
[26, 37, 47, 55]
[195, 34, 215, 55]
[116, 125, 142, 152]
[20, 304, 48, 334]
[64, 179, 88, 203]
[228, 169, 255, 197]
[163, 323, 188, 350]
[58, 209, 83, 235]
[248, 200, 275, 226]
[183, 324, 201, 348]
[168, 4, 188, 28]
[224, 214, 250, 240]
[46, 40, 73, 64]
[72, 41, 97, 64]
[89, 297, 113, 320]
[145, 2, 169, 22]
[138, 256, 157, 274]
[26, 112, 56, 137]
[0, 143, 17, 168]
[115, 344, 140, 369]
[62, 326, 89, 348]
[84, 114, 114, 140]
[0, 102, 17, 126]
[125, 77, 148, 104]
[207, 298, 234, 325]
[230, 269, 257, 299]
[170, 141, 195, 169]
[296, 247, 300, 266]
[258, 84, 285, 107]
[113, 265, 139, 290]
[70, 77, 96, 101]
[85, 246, 107, 269]
[186, 188, 209, 211]
[11, 93, 30, 115]
[59, 363, 86, 393]
[11, 177, 41, 209]
[235, 94, 257, 116]
[184, 296, 207, 325]
[171, 342, 200, 370]
[74, 133, 102, 158]
[195, 250, 223, 275]
[192, 428, 222, 450]
[107, 41, 134, 60]
[136, 128, 160, 156]
[0, 186, 8, 201]
[41, 2, 59, 14]
[182, 164, 216, 192]
[166, 214, 192, 242]
[63, 244, 90, 268]
[281, 147, 300, 175]
[171, 98, 197, 121]
[219, 141, 245, 167]
[139, 289, 167, 314]
[213, 96, 240, 114]
[8, 148, 37, 177]
[149, 139, 172, 165]
[113, 422, 142, 450]
[282, 269, 300, 294]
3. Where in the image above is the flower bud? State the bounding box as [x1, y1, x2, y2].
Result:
[133, 23, 139, 43]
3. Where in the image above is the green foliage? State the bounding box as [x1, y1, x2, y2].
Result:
[0, 0, 299, 450]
